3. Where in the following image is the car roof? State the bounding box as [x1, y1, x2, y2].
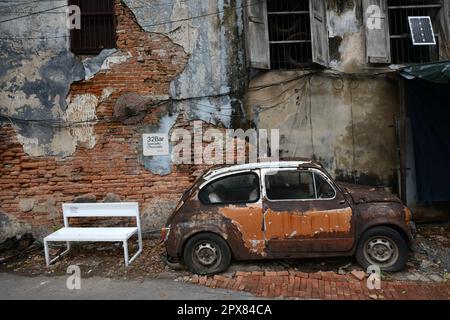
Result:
[203, 160, 323, 181]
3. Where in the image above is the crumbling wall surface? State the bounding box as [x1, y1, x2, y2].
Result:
[123, 0, 247, 127]
[245, 71, 399, 189]
[327, 0, 365, 73]
[0, 1, 217, 240]
[0, 1, 87, 157]
[1, 0, 247, 165]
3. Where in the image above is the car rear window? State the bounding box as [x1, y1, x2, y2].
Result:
[199, 172, 260, 205]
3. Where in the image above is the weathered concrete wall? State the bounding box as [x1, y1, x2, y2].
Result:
[124, 0, 247, 128]
[244, 0, 399, 189]
[0, 0, 246, 163]
[0, 1, 86, 157]
[245, 71, 399, 189]
[327, 0, 365, 72]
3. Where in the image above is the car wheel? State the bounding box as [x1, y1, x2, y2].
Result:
[183, 233, 231, 275]
[355, 226, 408, 272]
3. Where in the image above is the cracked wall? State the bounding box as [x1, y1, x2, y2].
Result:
[0, 0, 249, 240]
[0, 1, 86, 157]
[124, 0, 247, 128]
[245, 71, 399, 190]
[327, 0, 364, 73]
[1, 0, 247, 171]
[244, 0, 402, 189]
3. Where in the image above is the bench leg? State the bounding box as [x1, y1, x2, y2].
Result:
[44, 241, 71, 267]
[123, 240, 129, 267]
[127, 233, 143, 266]
[44, 240, 50, 267]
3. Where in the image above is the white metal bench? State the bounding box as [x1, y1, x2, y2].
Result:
[44, 202, 142, 267]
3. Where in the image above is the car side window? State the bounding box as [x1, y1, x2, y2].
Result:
[265, 171, 315, 200]
[314, 172, 336, 199]
[199, 172, 260, 205]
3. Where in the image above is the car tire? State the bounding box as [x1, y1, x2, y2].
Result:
[183, 233, 232, 275]
[355, 226, 408, 272]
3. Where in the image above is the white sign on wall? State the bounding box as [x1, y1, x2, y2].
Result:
[143, 134, 169, 156]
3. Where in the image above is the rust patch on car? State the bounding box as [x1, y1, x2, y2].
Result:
[264, 207, 353, 240]
[219, 205, 267, 256]
[404, 206, 412, 224]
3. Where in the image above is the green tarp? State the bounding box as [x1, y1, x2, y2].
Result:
[401, 60, 450, 84]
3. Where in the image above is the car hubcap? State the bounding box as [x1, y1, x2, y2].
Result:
[194, 242, 219, 266]
[365, 237, 397, 265]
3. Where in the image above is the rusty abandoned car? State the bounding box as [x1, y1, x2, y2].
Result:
[162, 160, 416, 275]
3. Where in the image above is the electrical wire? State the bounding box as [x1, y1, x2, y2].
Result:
[0, 69, 394, 128]
[0, 0, 195, 13]
[0, 0, 262, 39]
[0, 3, 68, 24]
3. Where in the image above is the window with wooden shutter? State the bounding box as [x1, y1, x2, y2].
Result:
[267, 0, 312, 69]
[245, 0, 329, 70]
[244, 0, 271, 69]
[309, 0, 329, 67]
[69, 0, 116, 54]
[363, 0, 392, 64]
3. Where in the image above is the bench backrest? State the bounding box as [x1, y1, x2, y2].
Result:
[62, 202, 140, 227]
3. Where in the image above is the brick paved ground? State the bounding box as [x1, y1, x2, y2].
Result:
[190, 271, 450, 300]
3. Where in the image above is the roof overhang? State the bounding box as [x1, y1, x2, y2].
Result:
[400, 60, 450, 84]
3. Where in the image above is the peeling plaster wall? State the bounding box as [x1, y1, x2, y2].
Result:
[0, 1, 88, 157]
[124, 0, 247, 127]
[1, 0, 238, 240]
[245, 0, 400, 189]
[245, 71, 399, 189]
[327, 0, 365, 73]
[1, 0, 247, 170]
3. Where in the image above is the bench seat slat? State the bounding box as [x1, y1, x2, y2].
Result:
[62, 203, 139, 217]
[44, 227, 138, 242]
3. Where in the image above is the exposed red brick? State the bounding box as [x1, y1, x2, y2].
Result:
[196, 271, 450, 300]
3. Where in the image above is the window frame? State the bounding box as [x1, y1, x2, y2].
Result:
[386, 0, 442, 64]
[198, 171, 262, 206]
[69, 0, 117, 55]
[243, 0, 329, 70]
[266, 1, 313, 69]
[262, 168, 337, 202]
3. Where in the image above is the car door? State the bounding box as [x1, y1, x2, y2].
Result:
[261, 167, 355, 254]
[198, 170, 266, 257]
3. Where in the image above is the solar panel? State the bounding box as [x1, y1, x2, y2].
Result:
[408, 16, 436, 46]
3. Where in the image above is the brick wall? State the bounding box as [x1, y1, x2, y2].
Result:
[0, 0, 224, 240]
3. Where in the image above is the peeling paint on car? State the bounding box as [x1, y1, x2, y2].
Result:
[165, 160, 415, 262]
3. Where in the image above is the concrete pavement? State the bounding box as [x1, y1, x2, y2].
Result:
[0, 273, 256, 300]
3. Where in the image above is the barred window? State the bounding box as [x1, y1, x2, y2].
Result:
[244, 0, 329, 70]
[388, 0, 441, 64]
[267, 0, 312, 69]
[69, 0, 117, 54]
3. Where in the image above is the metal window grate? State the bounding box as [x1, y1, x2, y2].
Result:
[267, 0, 312, 69]
[388, 0, 440, 64]
[69, 0, 116, 54]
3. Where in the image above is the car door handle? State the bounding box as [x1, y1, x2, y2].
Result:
[340, 200, 346, 205]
